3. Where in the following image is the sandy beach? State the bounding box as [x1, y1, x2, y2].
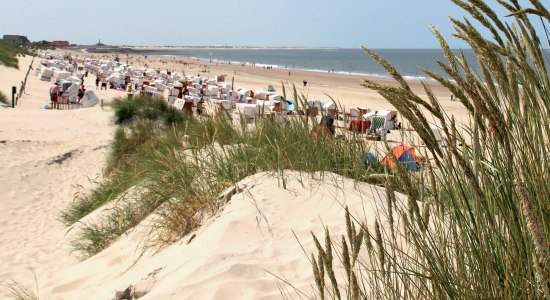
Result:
[86, 51, 468, 122]
[1, 51, 463, 299]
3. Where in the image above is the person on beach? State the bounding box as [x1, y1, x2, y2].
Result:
[310, 115, 335, 139]
[325, 115, 335, 136]
[95, 76, 100, 89]
[77, 86, 85, 103]
[303, 80, 308, 87]
[49, 83, 60, 109]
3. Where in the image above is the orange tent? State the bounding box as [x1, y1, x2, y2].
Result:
[382, 145, 419, 171]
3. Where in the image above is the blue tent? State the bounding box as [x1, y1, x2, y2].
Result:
[399, 150, 418, 171]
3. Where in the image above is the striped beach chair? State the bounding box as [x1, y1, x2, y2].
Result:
[368, 116, 386, 135]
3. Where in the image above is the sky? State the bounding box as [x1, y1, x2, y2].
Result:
[0, 0, 546, 48]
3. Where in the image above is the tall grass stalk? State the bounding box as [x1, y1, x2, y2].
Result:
[305, 0, 550, 298]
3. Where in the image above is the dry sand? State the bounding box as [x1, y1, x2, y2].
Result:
[0, 51, 465, 299]
[0, 55, 117, 295]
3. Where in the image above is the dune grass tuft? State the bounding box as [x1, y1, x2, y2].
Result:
[0, 40, 28, 69]
[302, 0, 550, 299]
[1, 278, 39, 300]
[62, 93, 388, 257]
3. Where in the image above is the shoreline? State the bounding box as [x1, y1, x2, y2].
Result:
[81, 46, 461, 82]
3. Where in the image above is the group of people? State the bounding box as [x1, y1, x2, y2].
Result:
[48, 75, 86, 110]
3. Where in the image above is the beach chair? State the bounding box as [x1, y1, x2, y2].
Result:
[58, 94, 71, 110]
[368, 116, 386, 134]
[174, 99, 185, 110]
[366, 116, 386, 140]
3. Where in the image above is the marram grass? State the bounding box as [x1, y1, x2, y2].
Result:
[301, 0, 550, 299]
[63, 94, 386, 257]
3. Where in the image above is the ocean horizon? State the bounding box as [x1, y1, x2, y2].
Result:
[86, 47, 550, 81]
[87, 47, 482, 81]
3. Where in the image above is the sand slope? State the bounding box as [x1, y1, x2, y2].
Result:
[0, 55, 115, 295]
[42, 171, 397, 299]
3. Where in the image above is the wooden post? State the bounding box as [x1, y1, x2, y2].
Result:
[11, 86, 16, 108]
[231, 76, 234, 92]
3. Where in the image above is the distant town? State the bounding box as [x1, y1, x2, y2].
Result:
[2, 34, 346, 52]
[2, 34, 72, 48]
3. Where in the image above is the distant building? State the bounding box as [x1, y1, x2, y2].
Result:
[52, 40, 70, 47]
[37, 40, 53, 46]
[3, 35, 30, 45]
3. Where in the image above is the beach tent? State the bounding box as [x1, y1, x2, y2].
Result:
[266, 85, 276, 92]
[80, 91, 99, 108]
[382, 145, 419, 171]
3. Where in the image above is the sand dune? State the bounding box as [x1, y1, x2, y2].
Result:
[42, 171, 399, 299]
[1, 52, 448, 299]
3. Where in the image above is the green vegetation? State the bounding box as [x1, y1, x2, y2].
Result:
[109, 95, 186, 125]
[304, 0, 550, 299]
[0, 40, 29, 69]
[63, 94, 384, 257]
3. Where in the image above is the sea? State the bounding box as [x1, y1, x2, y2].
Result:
[122, 48, 482, 81]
